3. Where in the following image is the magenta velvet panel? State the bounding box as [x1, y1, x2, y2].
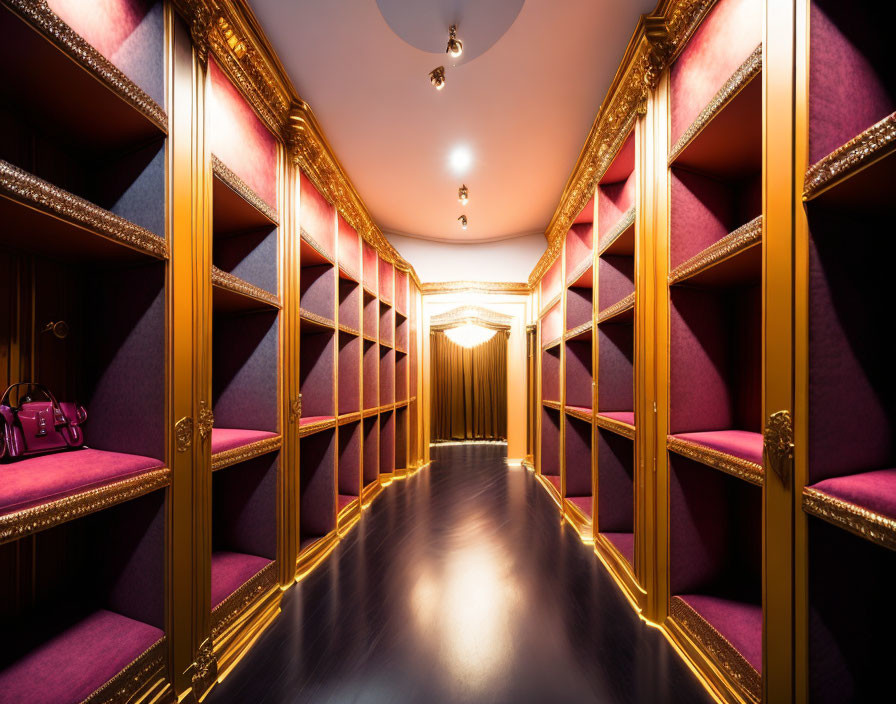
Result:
[541, 346, 560, 402]
[669, 285, 760, 434]
[395, 408, 408, 469]
[215, 227, 278, 295]
[597, 323, 633, 413]
[541, 257, 562, 304]
[338, 279, 360, 330]
[396, 352, 408, 402]
[807, 517, 896, 703]
[807, 210, 896, 483]
[678, 595, 762, 672]
[301, 264, 335, 322]
[337, 215, 360, 278]
[809, 1, 895, 164]
[604, 532, 634, 566]
[540, 407, 560, 476]
[338, 421, 361, 496]
[213, 453, 277, 560]
[566, 286, 593, 331]
[565, 223, 594, 279]
[299, 429, 336, 538]
[213, 310, 278, 431]
[363, 416, 379, 484]
[0, 449, 163, 516]
[568, 495, 592, 518]
[811, 469, 896, 522]
[338, 332, 361, 413]
[379, 347, 395, 404]
[598, 255, 634, 311]
[669, 455, 761, 597]
[86, 263, 165, 459]
[378, 258, 394, 302]
[395, 270, 408, 314]
[363, 241, 377, 292]
[363, 340, 379, 409]
[379, 303, 394, 345]
[380, 411, 395, 473]
[211, 551, 272, 609]
[300, 331, 335, 418]
[209, 60, 277, 211]
[300, 172, 335, 259]
[396, 315, 409, 351]
[211, 428, 278, 455]
[673, 430, 763, 466]
[0, 609, 163, 704]
[565, 340, 593, 409]
[542, 302, 562, 344]
[363, 293, 378, 338]
[600, 411, 634, 426]
[48, 0, 165, 107]
[669, 0, 761, 145]
[597, 171, 636, 244]
[597, 429, 633, 533]
[564, 415, 592, 497]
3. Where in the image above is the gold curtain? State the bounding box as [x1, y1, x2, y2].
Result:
[430, 330, 508, 441]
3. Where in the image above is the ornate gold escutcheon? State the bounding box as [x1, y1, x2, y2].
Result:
[763, 410, 794, 485]
[175, 416, 193, 452]
[198, 401, 215, 442]
[190, 639, 217, 692]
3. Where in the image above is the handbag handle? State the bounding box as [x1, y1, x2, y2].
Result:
[1, 383, 63, 413]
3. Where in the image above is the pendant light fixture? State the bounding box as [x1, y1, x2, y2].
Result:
[458, 184, 469, 205]
[458, 215, 467, 230]
[429, 66, 446, 90]
[446, 25, 463, 58]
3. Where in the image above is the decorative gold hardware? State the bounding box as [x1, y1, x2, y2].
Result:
[764, 410, 794, 486]
[198, 401, 215, 442]
[190, 639, 217, 692]
[40, 320, 70, 339]
[175, 416, 193, 452]
[290, 395, 303, 423]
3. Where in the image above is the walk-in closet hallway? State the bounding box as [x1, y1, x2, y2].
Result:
[208, 444, 712, 704]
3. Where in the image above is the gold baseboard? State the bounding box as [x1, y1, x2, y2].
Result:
[337, 498, 362, 537]
[361, 481, 383, 507]
[535, 473, 563, 510]
[295, 531, 340, 582]
[593, 533, 645, 614]
[212, 584, 281, 686]
[563, 499, 593, 544]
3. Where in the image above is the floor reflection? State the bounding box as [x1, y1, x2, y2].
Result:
[207, 444, 713, 704]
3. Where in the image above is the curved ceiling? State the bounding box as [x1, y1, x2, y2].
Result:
[248, 0, 655, 242]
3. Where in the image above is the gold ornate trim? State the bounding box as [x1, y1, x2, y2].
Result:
[211, 435, 281, 471]
[198, 401, 215, 442]
[362, 408, 378, 418]
[430, 305, 513, 331]
[337, 412, 362, 425]
[667, 435, 764, 486]
[597, 207, 636, 257]
[0, 467, 169, 545]
[540, 293, 562, 318]
[212, 561, 277, 637]
[84, 637, 168, 704]
[212, 155, 278, 224]
[668, 216, 762, 285]
[362, 333, 377, 343]
[175, 417, 193, 452]
[190, 639, 217, 695]
[596, 414, 636, 439]
[566, 406, 594, 423]
[804, 112, 896, 200]
[420, 281, 530, 295]
[542, 335, 562, 350]
[542, 400, 562, 412]
[803, 487, 896, 552]
[339, 263, 362, 284]
[670, 597, 761, 704]
[597, 292, 635, 324]
[669, 45, 762, 163]
[764, 410, 793, 486]
[4, 0, 167, 133]
[211, 266, 281, 308]
[0, 160, 170, 259]
[298, 417, 336, 437]
[299, 227, 335, 264]
[299, 308, 335, 329]
[566, 256, 594, 287]
[338, 323, 360, 337]
[565, 321, 593, 341]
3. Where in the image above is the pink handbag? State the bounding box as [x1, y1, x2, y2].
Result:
[0, 383, 87, 459]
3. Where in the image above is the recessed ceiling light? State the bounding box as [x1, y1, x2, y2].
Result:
[446, 25, 463, 58]
[449, 146, 472, 174]
[458, 214, 468, 230]
[429, 66, 446, 90]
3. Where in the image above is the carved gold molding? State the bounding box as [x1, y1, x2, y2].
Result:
[175, 416, 193, 452]
[0, 160, 170, 260]
[597, 292, 635, 324]
[211, 561, 277, 637]
[4, 0, 167, 133]
[670, 597, 761, 704]
[803, 487, 896, 552]
[211, 435, 281, 471]
[542, 400, 562, 412]
[299, 308, 335, 329]
[83, 637, 168, 704]
[566, 406, 594, 423]
[420, 281, 530, 295]
[565, 321, 593, 341]
[211, 265, 281, 308]
[596, 414, 636, 440]
[298, 417, 336, 438]
[597, 207, 636, 256]
[0, 467, 170, 545]
[212, 155, 278, 223]
[190, 639, 217, 695]
[804, 112, 896, 200]
[198, 401, 215, 442]
[667, 435, 764, 486]
[430, 305, 513, 331]
[338, 323, 361, 337]
[763, 410, 793, 486]
[668, 216, 762, 285]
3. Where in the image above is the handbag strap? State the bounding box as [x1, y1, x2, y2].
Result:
[1, 383, 63, 414]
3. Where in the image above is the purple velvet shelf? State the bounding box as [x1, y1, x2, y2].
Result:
[0, 449, 167, 542]
[211, 550, 273, 609]
[568, 495, 593, 518]
[668, 430, 763, 485]
[0, 609, 164, 704]
[603, 531, 634, 566]
[211, 428, 280, 466]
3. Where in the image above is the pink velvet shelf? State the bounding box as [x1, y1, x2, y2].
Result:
[568, 495, 593, 518]
[668, 430, 764, 485]
[566, 405, 593, 419]
[596, 412, 636, 439]
[0, 609, 164, 704]
[804, 468, 896, 550]
[298, 416, 336, 434]
[0, 449, 167, 540]
[602, 531, 634, 566]
[211, 550, 273, 609]
[210, 428, 280, 470]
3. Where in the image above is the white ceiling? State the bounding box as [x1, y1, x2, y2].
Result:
[249, 0, 655, 242]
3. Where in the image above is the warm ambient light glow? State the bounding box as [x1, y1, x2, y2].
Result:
[457, 214, 467, 230]
[429, 66, 446, 90]
[446, 24, 463, 58]
[449, 145, 472, 174]
[445, 323, 496, 348]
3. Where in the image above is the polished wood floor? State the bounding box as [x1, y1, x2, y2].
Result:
[208, 444, 713, 703]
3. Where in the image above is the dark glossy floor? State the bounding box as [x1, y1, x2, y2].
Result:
[208, 444, 713, 703]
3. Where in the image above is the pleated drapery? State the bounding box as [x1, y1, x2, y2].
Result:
[430, 330, 508, 441]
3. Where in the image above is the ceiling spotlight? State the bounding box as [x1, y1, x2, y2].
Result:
[458, 184, 469, 205]
[446, 25, 463, 58]
[458, 214, 467, 230]
[429, 66, 446, 90]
